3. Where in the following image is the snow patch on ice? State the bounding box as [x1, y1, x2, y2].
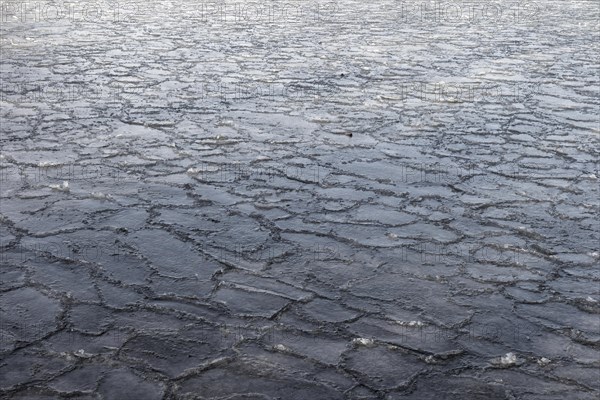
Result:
[424, 355, 436, 364]
[90, 192, 112, 200]
[538, 357, 551, 366]
[499, 352, 518, 366]
[395, 320, 425, 327]
[74, 349, 92, 358]
[38, 161, 59, 167]
[352, 338, 375, 347]
[49, 181, 69, 192]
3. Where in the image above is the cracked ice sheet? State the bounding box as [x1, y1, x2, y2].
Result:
[1, 0, 599, 399]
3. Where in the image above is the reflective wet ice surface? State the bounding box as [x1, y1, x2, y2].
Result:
[0, 0, 599, 398]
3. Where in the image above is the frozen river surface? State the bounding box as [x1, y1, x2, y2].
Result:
[1, 0, 599, 398]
